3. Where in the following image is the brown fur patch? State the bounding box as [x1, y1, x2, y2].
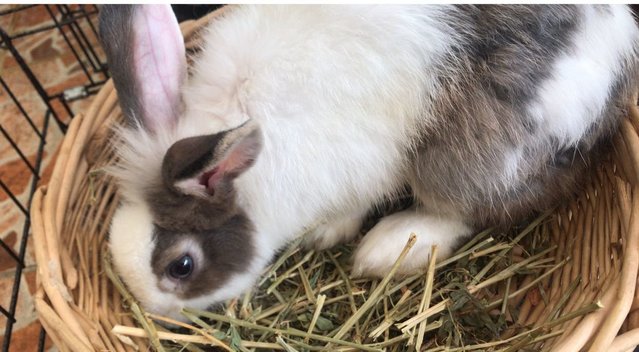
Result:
[145, 123, 261, 297]
[151, 213, 254, 299]
[149, 122, 261, 232]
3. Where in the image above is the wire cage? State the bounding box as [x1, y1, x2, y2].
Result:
[0, 4, 107, 351]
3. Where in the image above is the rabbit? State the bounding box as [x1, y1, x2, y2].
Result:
[99, 5, 639, 320]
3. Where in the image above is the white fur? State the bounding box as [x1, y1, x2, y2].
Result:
[109, 201, 175, 316]
[528, 5, 639, 146]
[302, 209, 369, 251]
[111, 5, 462, 319]
[188, 4, 460, 252]
[503, 147, 523, 183]
[106, 5, 639, 320]
[352, 210, 472, 277]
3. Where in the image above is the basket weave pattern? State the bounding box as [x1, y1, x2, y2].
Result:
[30, 9, 639, 352]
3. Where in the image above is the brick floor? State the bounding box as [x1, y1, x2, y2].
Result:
[0, 4, 104, 351]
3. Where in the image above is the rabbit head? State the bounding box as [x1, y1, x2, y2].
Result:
[101, 5, 266, 319]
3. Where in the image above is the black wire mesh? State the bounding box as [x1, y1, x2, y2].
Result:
[0, 5, 106, 351]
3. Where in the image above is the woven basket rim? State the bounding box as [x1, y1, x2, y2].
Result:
[29, 6, 639, 352]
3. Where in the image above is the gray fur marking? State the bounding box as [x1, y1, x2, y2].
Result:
[410, 5, 638, 227]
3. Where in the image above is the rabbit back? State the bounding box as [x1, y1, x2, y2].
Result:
[409, 5, 639, 227]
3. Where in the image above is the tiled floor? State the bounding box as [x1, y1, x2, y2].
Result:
[0, 5, 104, 351]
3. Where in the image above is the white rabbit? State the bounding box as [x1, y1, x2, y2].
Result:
[99, 5, 639, 319]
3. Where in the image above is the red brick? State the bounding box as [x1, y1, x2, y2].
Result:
[30, 38, 61, 63]
[0, 274, 37, 333]
[22, 267, 37, 296]
[0, 204, 21, 236]
[3, 320, 53, 352]
[0, 231, 18, 272]
[11, 6, 53, 34]
[0, 157, 35, 202]
[36, 144, 59, 188]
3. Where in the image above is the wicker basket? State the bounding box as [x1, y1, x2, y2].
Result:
[30, 8, 639, 352]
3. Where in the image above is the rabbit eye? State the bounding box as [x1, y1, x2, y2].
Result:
[168, 254, 194, 280]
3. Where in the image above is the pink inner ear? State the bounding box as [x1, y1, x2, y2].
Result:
[200, 167, 222, 195]
[199, 156, 237, 194]
[132, 5, 186, 131]
[199, 136, 260, 194]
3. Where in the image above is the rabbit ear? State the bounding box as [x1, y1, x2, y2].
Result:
[162, 121, 263, 197]
[99, 5, 186, 132]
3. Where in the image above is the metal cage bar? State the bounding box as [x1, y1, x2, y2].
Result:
[1, 110, 50, 352]
[0, 5, 106, 351]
